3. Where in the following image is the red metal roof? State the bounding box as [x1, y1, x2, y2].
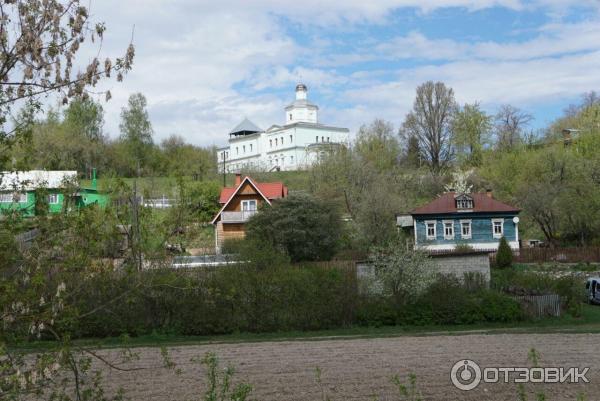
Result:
[218, 178, 288, 204]
[411, 192, 520, 215]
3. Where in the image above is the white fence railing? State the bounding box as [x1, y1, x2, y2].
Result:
[221, 210, 257, 223]
[142, 196, 176, 208]
[513, 294, 561, 318]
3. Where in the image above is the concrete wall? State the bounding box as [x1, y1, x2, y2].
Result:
[356, 252, 490, 295]
[430, 253, 491, 283]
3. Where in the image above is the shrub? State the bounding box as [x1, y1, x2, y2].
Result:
[68, 265, 358, 338]
[245, 193, 342, 262]
[396, 276, 523, 326]
[495, 236, 513, 268]
[454, 243, 475, 253]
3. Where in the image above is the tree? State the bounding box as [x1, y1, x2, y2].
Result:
[0, 2, 135, 398]
[401, 134, 421, 168]
[401, 81, 457, 172]
[0, 0, 134, 163]
[63, 97, 104, 142]
[368, 242, 438, 305]
[494, 105, 533, 150]
[452, 103, 492, 166]
[245, 194, 342, 262]
[354, 119, 400, 172]
[119, 93, 154, 175]
[160, 134, 215, 178]
[495, 236, 513, 268]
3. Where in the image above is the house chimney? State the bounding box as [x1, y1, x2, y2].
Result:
[234, 173, 242, 186]
[486, 188, 493, 198]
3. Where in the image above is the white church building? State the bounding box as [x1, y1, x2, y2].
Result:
[217, 84, 349, 172]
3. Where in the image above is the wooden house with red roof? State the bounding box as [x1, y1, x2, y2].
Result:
[211, 174, 288, 253]
[398, 190, 521, 252]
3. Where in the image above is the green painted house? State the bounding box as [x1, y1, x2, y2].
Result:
[0, 170, 109, 217]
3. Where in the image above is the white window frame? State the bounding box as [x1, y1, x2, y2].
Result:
[460, 219, 472, 239]
[456, 199, 473, 209]
[425, 220, 437, 240]
[48, 193, 59, 204]
[492, 218, 504, 238]
[443, 220, 454, 240]
[241, 199, 257, 211]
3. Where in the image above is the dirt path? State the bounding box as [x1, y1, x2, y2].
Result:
[95, 333, 599, 400]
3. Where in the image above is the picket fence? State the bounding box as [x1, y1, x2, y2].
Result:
[512, 294, 561, 318]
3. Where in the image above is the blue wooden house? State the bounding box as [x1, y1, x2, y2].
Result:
[398, 191, 520, 252]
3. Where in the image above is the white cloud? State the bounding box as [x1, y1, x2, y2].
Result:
[69, 0, 600, 147]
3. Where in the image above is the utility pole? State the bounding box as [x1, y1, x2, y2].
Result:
[131, 159, 142, 271]
[222, 151, 226, 187]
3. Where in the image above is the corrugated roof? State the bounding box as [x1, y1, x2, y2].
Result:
[0, 171, 78, 191]
[219, 179, 288, 203]
[411, 192, 520, 215]
[229, 118, 263, 135]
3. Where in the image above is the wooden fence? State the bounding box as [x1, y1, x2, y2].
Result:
[512, 294, 561, 318]
[492, 247, 600, 264]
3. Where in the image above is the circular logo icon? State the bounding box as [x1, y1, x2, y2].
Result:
[451, 359, 482, 391]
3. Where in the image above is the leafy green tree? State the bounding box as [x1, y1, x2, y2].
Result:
[495, 236, 513, 268]
[245, 194, 342, 262]
[63, 98, 105, 142]
[160, 134, 215, 178]
[402, 134, 422, 168]
[119, 93, 155, 175]
[354, 119, 400, 172]
[452, 103, 492, 166]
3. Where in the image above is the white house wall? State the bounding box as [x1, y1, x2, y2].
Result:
[218, 124, 349, 172]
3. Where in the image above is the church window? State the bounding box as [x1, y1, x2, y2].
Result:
[289, 135, 293, 143]
[270, 139, 272, 148]
[250, 144, 253, 152]
[289, 113, 292, 121]
[236, 147, 238, 155]
[281, 136, 283, 145]
[275, 138, 278, 146]
[243, 145, 246, 153]
[316, 136, 319, 143]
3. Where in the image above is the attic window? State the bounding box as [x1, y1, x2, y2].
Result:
[456, 199, 473, 209]
[455, 195, 474, 210]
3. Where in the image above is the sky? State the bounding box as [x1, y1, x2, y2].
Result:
[81, 0, 600, 147]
